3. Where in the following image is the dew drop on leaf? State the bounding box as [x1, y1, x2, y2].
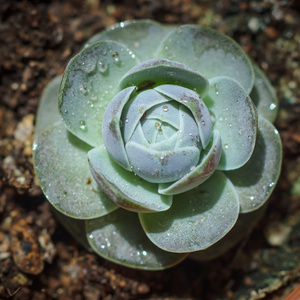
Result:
[79, 120, 87, 132]
[163, 105, 169, 112]
[97, 61, 108, 73]
[224, 143, 229, 149]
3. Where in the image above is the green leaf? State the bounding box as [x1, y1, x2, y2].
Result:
[225, 117, 282, 213]
[205, 76, 257, 170]
[157, 25, 254, 94]
[159, 129, 222, 195]
[88, 145, 172, 212]
[85, 19, 173, 61]
[155, 84, 212, 149]
[59, 41, 140, 147]
[250, 64, 278, 123]
[102, 86, 136, 171]
[190, 203, 267, 261]
[139, 171, 239, 252]
[118, 58, 209, 97]
[34, 76, 62, 138]
[33, 122, 118, 219]
[86, 209, 187, 270]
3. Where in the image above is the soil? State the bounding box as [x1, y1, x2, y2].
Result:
[1, 0, 300, 299]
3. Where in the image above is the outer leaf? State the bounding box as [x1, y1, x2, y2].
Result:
[88, 145, 172, 212]
[205, 76, 257, 170]
[139, 171, 239, 253]
[225, 117, 282, 213]
[250, 64, 278, 123]
[159, 130, 222, 195]
[35, 76, 62, 138]
[190, 203, 267, 261]
[86, 209, 187, 270]
[157, 25, 254, 94]
[33, 122, 118, 219]
[59, 41, 139, 147]
[118, 59, 209, 97]
[85, 19, 173, 61]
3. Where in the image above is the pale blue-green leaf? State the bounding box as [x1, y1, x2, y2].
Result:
[140, 171, 239, 252]
[86, 209, 187, 270]
[157, 25, 254, 94]
[250, 64, 278, 123]
[159, 130, 222, 195]
[190, 204, 267, 261]
[225, 117, 282, 213]
[88, 145, 172, 212]
[126, 141, 200, 183]
[132, 121, 179, 152]
[35, 76, 62, 138]
[59, 41, 139, 147]
[33, 122, 118, 219]
[85, 19, 173, 61]
[142, 101, 180, 129]
[118, 58, 209, 96]
[102, 86, 136, 171]
[155, 84, 212, 149]
[122, 89, 171, 143]
[205, 76, 257, 170]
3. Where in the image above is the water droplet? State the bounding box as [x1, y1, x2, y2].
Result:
[201, 120, 205, 125]
[219, 116, 224, 122]
[270, 103, 276, 110]
[269, 182, 275, 187]
[224, 144, 229, 149]
[142, 250, 147, 256]
[112, 51, 120, 63]
[249, 196, 255, 201]
[89, 234, 94, 239]
[190, 166, 196, 171]
[130, 165, 134, 169]
[125, 118, 129, 123]
[64, 109, 68, 114]
[163, 105, 169, 112]
[155, 122, 161, 129]
[98, 61, 108, 73]
[79, 120, 87, 132]
[214, 83, 219, 95]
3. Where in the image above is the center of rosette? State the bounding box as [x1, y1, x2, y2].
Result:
[121, 89, 204, 183]
[101, 59, 213, 185]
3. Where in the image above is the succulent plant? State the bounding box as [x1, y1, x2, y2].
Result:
[33, 20, 282, 270]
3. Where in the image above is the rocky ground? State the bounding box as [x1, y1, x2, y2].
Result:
[0, 0, 300, 299]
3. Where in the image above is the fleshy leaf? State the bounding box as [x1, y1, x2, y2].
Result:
[250, 64, 278, 123]
[190, 203, 267, 261]
[118, 58, 209, 97]
[225, 117, 282, 213]
[121, 89, 171, 143]
[33, 122, 118, 219]
[34, 76, 62, 138]
[205, 76, 257, 170]
[157, 25, 254, 94]
[126, 141, 200, 183]
[86, 209, 187, 270]
[85, 19, 173, 61]
[139, 171, 239, 252]
[88, 145, 172, 212]
[159, 130, 222, 195]
[102, 86, 136, 171]
[59, 40, 139, 147]
[155, 84, 212, 149]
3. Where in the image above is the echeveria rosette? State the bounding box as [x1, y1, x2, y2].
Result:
[33, 20, 282, 270]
